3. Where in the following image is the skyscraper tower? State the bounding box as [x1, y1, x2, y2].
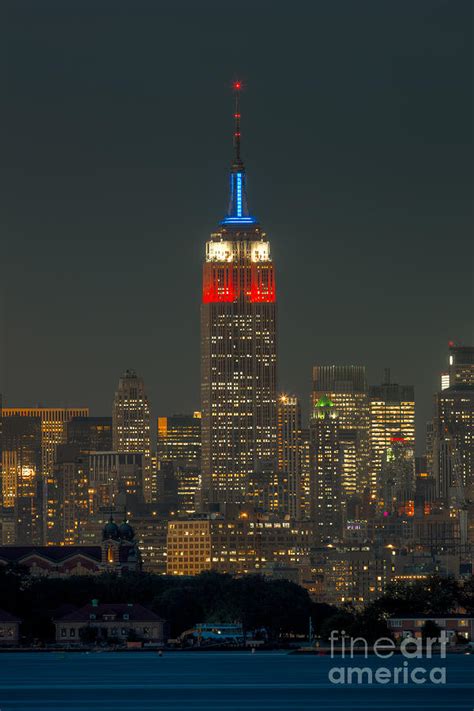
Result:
[112, 369, 152, 502]
[433, 383, 473, 500]
[433, 343, 473, 505]
[201, 83, 277, 505]
[369, 371, 415, 495]
[277, 395, 302, 519]
[309, 397, 342, 539]
[312, 365, 370, 497]
[440, 342, 474, 390]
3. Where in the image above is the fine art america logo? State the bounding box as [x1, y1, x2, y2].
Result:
[328, 630, 448, 685]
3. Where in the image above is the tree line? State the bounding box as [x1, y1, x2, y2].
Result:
[0, 564, 472, 644]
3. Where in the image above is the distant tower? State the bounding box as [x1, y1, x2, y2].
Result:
[433, 383, 473, 500]
[157, 413, 202, 514]
[433, 343, 473, 505]
[312, 365, 370, 498]
[201, 82, 277, 505]
[441, 342, 474, 390]
[369, 373, 415, 497]
[277, 395, 302, 519]
[157, 413, 201, 467]
[112, 369, 152, 502]
[309, 397, 342, 539]
[378, 437, 416, 516]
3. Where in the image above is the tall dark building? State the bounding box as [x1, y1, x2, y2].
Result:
[157, 413, 201, 466]
[112, 370, 151, 502]
[67, 416, 113, 453]
[201, 84, 277, 505]
[157, 413, 202, 514]
[433, 344, 473, 509]
[433, 384, 473, 500]
[277, 395, 302, 519]
[309, 397, 342, 539]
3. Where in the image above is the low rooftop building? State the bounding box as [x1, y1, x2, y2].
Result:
[387, 614, 473, 642]
[54, 601, 164, 645]
[0, 515, 141, 577]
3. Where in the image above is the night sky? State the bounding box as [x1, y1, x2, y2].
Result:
[2, 0, 472, 449]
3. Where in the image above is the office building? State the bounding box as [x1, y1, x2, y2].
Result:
[309, 396, 342, 538]
[1, 407, 88, 541]
[112, 370, 152, 502]
[312, 365, 370, 496]
[441, 342, 474, 390]
[322, 546, 395, 607]
[50, 444, 89, 545]
[157, 413, 202, 513]
[87, 452, 144, 513]
[378, 437, 416, 516]
[66, 416, 113, 453]
[369, 373, 415, 494]
[1, 415, 43, 544]
[277, 395, 302, 519]
[433, 384, 473, 500]
[1, 408, 88, 477]
[166, 511, 311, 576]
[157, 413, 201, 466]
[299, 428, 311, 520]
[201, 84, 277, 505]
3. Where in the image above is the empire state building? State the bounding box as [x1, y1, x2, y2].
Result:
[201, 83, 277, 505]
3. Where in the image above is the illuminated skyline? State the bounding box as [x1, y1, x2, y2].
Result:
[2, 2, 472, 448]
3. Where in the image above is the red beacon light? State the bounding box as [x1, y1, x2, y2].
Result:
[233, 81, 242, 91]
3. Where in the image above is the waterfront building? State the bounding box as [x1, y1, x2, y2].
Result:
[54, 602, 164, 644]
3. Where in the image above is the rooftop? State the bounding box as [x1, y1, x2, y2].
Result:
[55, 603, 163, 623]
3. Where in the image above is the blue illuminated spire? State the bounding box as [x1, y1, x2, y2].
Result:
[221, 81, 257, 226]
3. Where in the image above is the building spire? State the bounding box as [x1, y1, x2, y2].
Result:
[222, 80, 257, 226]
[232, 81, 244, 172]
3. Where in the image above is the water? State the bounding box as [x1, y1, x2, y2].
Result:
[0, 651, 472, 710]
